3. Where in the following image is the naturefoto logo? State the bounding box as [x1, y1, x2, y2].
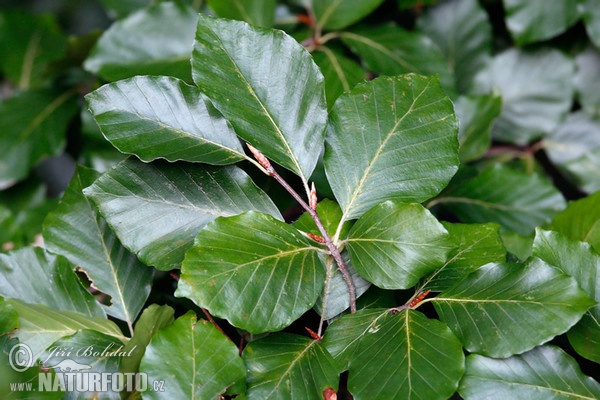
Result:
[8, 343, 165, 394]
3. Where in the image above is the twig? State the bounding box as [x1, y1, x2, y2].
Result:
[247, 144, 357, 313]
[200, 308, 233, 343]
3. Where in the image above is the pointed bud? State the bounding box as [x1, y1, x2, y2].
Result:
[246, 143, 273, 173]
[307, 232, 326, 244]
[305, 327, 322, 342]
[309, 182, 318, 210]
[323, 388, 337, 400]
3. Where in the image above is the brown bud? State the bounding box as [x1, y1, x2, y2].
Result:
[246, 143, 273, 173]
[323, 388, 337, 400]
[307, 233, 326, 244]
[310, 182, 318, 210]
[305, 327, 322, 342]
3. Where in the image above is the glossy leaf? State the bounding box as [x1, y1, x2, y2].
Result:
[191, 15, 327, 183]
[471, 48, 574, 145]
[433, 258, 595, 357]
[460, 345, 600, 400]
[454, 92, 502, 162]
[0, 89, 78, 190]
[207, 0, 276, 27]
[243, 333, 339, 399]
[503, 0, 579, 45]
[340, 25, 456, 95]
[84, 3, 198, 81]
[543, 112, 600, 193]
[550, 191, 600, 253]
[580, 0, 600, 49]
[43, 166, 153, 331]
[312, 46, 365, 109]
[7, 300, 125, 362]
[574, 47, 600, 117]
[312, 0, 385, 30]
[177, 211, 325, 333]
[324, 309, 464, 400]
[85, 76, 245, 164]
[140, 311, 246, 399]
[83, 158, 281, 270]
[417, 0, 492, 93]
[532, 229, 600, 363]
[0, 247, 104, 318]
[346, 201, 451, 289]
[434, 164, 566, 235]
[425, 222, 506, 292]
[324, 74, 459, 221]
[0, 10, 67, 89]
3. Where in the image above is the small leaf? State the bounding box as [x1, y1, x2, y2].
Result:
[140, 311, 246, 399]
[433, 258, 595, 357]
[85, 76, 245, 165]
[192, 15, 327, 182]
[417, 0, 492, 93]
[434, 164, 566, 235]
[83, 158, 281, 270]
[471, 48, 574, 145]
[460, 345, 600, 400]
[44, 166, 153, 330]
[177, 211, 325, 333]
[346, 201, 451, 289]
[0, 89, 78, 190]
[0, 247, 104, 318]
[549, 191, 600, 253]
[84, 3, 198, 81]
[312, 0, 385, 30]
[532, 228, 600, 363]
[324, 74, 459, 221]
[323, 309, 464, 400]
[503, 0, 579, 45]
[207, 0, 276, 27]
[243, 333, 339, 399]
[340, 25, 456, 95]
[574, 47, 600, 117]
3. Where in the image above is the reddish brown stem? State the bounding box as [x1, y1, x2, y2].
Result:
[200, 308, 232, 343]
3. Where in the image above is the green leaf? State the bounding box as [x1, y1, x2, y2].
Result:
[417, 0, 492, 93]
[312, 0, 385, 30]
[177, 211, 325, 333]
[434, 164, 566, 235]
[84, 3, 198, 82]
[543, 112, 600, 193]
[433, 258, 595, 358]
[292, 198, 352, 239]
[324, 74, 459, 222]
[340, 25, 456, 95]
[550, 191, 600, 253]
[324, 309, 464, 400]
[532, 229, 600, 363]
[140, 311, 246, 399]
[503, 0, 579, 45]
[191, 15, 327, 183]
[83, 158, 281, 270]
[120, 304, 174, 375]
[85, 76, 245, 165]
[454, 92, 502, 162]
[7, 300, 125, 362]
[574, 47, 600, 117]
[0, 89, 78, 190]
[0, 10, 67, 89]
[243, 333, 339, 399]
[43, 166, 153, 331]
[0, 247, 104, 318]
[207, 0, 276, 27]
[580, 0, 600, 49]
[460, 345, 600, 400]
[425, 222, 506, 292]
[312, 46, 365, 109]
[471, 48, 574, 145]
[346, 201, 451, 289]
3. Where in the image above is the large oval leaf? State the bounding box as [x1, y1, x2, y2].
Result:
[176, 211, 325, 333]
[324, 74, 459, 222]
[83, 158, 281, 270]
[345, 201, 451, 289]
[85, 76, 245, 165]
[191, 14, 327, 183]
[243, 333, 339, 399]
[433, 258, 595, 357]
[140, 311, 246, 399]
[460, 345, 600, 400]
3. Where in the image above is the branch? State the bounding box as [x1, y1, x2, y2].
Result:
[247, 143, 357, 313]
